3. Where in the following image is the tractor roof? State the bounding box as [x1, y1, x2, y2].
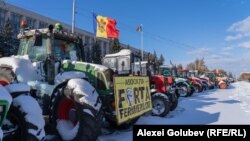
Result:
[104, 49, 131, 58]
[159, 65, 171, 68]
[17, 28, 80, 41]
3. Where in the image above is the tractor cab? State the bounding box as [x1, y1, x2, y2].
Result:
[187, 70, 199, 77]
[17, 23, 84, 84]
[18, 24, 84, 62]
[102, 49, 142, 76]
[176, 69, 189, 78]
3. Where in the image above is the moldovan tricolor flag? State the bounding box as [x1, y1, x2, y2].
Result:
[94, 14, 119, 39]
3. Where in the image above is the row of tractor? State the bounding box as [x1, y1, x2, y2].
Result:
[0, 24, 230, 141]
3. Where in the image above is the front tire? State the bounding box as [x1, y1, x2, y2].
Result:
[151, 93, 171, 117]
[177, 84, 189, 97]
[169, 93, 178, 111]
[193, 84, 201, 93]
[219, 82, 227, 89]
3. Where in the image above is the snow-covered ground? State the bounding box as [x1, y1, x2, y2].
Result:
[98, 81, 250, 141]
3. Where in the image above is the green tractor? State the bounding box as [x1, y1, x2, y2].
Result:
[0, 24, 152, 141]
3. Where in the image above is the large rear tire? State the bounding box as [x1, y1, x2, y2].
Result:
[51, 81, 102, 141]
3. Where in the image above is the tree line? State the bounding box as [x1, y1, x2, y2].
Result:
[173, 58, 233, 78]
[0, 19, 19, 57]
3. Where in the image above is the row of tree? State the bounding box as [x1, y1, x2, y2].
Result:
[0, 19, 19, 57]
[183, 58, 233, 77]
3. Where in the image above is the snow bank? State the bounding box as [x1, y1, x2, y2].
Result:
[67, 79, 101, 111]
[98, 81, 250, 141]
[13, 95, 45, 140]
[137, 82, 250, 125]
[0, 55, 40, 83]
[56, 120, 79, 141]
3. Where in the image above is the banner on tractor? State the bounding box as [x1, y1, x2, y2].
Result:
[114, 76, 152, 125]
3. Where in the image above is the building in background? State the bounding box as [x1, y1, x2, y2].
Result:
[0, 2, 147, 61]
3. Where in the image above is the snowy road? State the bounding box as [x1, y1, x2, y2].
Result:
[98, 81, 250, 141]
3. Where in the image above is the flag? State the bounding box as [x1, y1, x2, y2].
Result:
[136, 25, 142, 32]
[93, 14, 119, 39]
[170, 60, 173, 66]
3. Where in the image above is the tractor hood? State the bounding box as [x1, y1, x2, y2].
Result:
[0, 55, 40, 83]
[175, 77, 187, 83]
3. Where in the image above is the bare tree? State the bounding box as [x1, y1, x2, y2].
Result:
[186, 58, 208, 74]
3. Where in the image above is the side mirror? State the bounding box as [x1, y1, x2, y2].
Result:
[34, 35, 43, 46]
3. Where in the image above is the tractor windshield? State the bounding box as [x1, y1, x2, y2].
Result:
[18, 36, 79, 62]
[159, 68, 172, 77]
[53, 38, 78, 61]
[18, 36, 47, 62]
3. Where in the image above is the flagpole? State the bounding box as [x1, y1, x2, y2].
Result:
[141, 24, 143, 60]
[72, 0, 76, 33]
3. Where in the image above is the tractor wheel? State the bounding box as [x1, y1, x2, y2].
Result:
[219, 82, 227, 89]
[51, 82, 102, 141]
[177, 84, 189, 97]
[151, 93, 171, 117]
[188, 86, 195, 96]
[169, 93, 178, 111]
[193, 84, 201, 93]
[3, 96, 45, 141]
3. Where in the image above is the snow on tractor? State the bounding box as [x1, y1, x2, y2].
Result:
[103, 51, 177, 117]
[176, 69, 205, 93]
[159, 65, 194, 97]
[189, 70, 215, 90]
[0, 65, 45, 141]
[0, 24, 152, 141]
[205, 72, 229, 89]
